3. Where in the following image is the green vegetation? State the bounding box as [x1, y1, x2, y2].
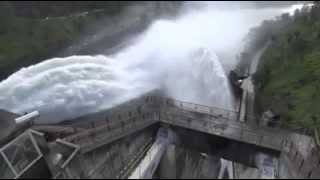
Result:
[6, 1, 133, 18]
[0, 1, 135, 80]
[0, 12, 88, 79]
[0, 1, 182, 80]
[248, 3, 320, 130]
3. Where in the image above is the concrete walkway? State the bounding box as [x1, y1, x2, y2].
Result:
[239, 42, 270, 124]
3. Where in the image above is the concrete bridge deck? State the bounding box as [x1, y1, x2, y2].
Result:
[157, 96, 289, 151]
[59, 95, 289, 154]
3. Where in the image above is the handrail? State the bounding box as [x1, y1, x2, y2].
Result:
[0, 130, 44, 179]
[161, 111, 282, 140]
[152, 95, 313, 136]
[63, 112, 156, 142]
[153, 95, 265, 124]
[54, 95, 309, 153]
[160, 111, 285, 151]
[61, 95, 287, 151]
[160, 105, 289, 135]
[153, 95, 239, 113]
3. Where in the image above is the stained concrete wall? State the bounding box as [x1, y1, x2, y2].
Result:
[19, 158, 52, 179]
[167, 124, 280, 167]
[157, 144, 177, 178]
[43, 91, 320, 179]
[279, 134, 320, 179]
[59, 124, 158, 179]
[175, 146, 221, 179]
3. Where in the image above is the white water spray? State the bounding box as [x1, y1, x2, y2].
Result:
[0, 3, 304, 123]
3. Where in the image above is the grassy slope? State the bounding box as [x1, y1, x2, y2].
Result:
[254, 15, 320, 129]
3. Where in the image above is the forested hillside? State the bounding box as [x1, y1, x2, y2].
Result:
[0, 1, 182, 80]
[241, 3, 320, 131]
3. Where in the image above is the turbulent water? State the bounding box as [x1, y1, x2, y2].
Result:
[0, 3, 306, 123]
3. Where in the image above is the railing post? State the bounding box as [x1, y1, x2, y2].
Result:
[0, 151, 18, 177]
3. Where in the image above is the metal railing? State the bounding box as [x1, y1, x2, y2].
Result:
[49, 94, 316, 177]
[61, 112, 158, 155]
[156, 96, 290, 131]
[156, 96, 239, 121]
[154, 95, 318, 136]
[60, 95, 290, 152]
[155, 95, 273, 130]
[63, 112, 157, 143]
[0, 130, 44, 179]
[53, 139, 81, 179]
[48, 94, 320, 179]
[52, 94, 317, 152]
[160, 111, 285, 151]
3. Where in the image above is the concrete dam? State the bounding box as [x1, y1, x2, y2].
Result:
[1, 2, 320, 179]
[0, 90, 319, 179]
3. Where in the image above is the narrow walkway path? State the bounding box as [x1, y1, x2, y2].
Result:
[239, 42, 270, 124]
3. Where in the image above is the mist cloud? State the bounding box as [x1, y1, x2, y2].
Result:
[0, 2, 302, 123]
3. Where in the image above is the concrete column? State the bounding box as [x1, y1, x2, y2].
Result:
[218, 158, 234, 179]
[246, 91, 257, 126]
[158, 144, 176, 178]
[239, 90, 247, 122]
